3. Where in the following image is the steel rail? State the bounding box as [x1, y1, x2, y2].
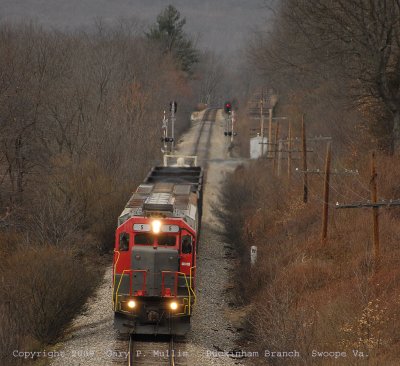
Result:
[128, 335, 177, 366]
[192, 108, 217, 156]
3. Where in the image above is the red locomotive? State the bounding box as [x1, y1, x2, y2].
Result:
[113, 156, 203, 335]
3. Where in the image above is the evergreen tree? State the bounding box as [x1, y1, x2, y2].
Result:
[146, 5, 199, 74]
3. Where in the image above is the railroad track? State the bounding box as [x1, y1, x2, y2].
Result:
[128, 334, 186, 366]
[192, 108, 217, 158]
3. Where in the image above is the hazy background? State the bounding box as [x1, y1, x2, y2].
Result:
[0, 0, 268, 53]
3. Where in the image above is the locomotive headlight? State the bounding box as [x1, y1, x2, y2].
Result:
[169, 301, 178, 311]
[127, 299, 136, 309]
[152, 220, 161, 234]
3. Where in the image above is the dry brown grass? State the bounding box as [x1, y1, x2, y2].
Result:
[221, 154, 400, 365]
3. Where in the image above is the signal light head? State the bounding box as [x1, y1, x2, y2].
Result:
[169, 301, 178, 311]
[224, 101, 232, 114]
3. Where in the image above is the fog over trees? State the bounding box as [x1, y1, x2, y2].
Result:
[0, 0, 266, 53]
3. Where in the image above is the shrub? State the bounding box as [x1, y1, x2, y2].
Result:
[1, 246, 99, 346]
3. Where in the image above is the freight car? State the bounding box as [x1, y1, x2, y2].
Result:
[113, 155, 203, 336]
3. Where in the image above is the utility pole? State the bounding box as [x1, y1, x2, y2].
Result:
[162, 110, 168, 153]
[288, 122, 292, 183]
[273, 122, 280, 175]
[277, 139, 283, 176]
[296, 155, 359, 235]
[321, 142, 332, 244]
[231, 110, 235, 144]
[335, 153, 400, 272]
[370, 151, 380, 269]
[302, 115, 308, 203]
[260, 89, 265, 156]
[170, 101, 177, 154]
[268, 108, 273, 157]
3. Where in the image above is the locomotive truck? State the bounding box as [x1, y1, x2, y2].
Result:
[113, 155, 203, 336]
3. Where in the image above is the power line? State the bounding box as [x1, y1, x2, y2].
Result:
[335, 199, 400, 209]
[312, 145, 370, 201]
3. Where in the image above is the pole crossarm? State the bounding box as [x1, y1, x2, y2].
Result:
[249, 116, 288, 120]
[281, 136, 332, 143]
[263, 157, 301, 160]
[248, 113, 270, 118]
[336, 199, 400, 208]
[335, 200, 400, 209]
[278, 149, 314, 153]
[295, 168, 359, 175]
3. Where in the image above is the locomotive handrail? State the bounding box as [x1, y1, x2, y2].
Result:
[114, 269, 147, 311]
[114, 269, 131, 311]
[114, 268, 196, 315]
[112, 250, 121, 308]
[161, 270, 183, 298]
[189, 266, 197, 307]
[161, 270, 196, 315]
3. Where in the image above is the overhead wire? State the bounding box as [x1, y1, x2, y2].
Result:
[282, 137, 369, 204]
[321, 97, 376, 194]
[289, 158, 346, 207]
[311, 145, 371, 202]
[267, 121, 373, 207]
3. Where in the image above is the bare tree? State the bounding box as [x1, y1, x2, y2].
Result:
[251, 0, 400, 153]
[193, 51, 226, 105]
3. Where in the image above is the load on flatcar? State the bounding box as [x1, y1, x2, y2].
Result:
[113, 155, 203, 335]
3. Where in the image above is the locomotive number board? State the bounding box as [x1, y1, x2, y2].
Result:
[133, 224, 151, 232]
[162, 225, 180, 233]
[133, 224, 180, 233]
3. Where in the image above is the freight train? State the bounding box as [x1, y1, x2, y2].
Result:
[113, 155, 203, 336]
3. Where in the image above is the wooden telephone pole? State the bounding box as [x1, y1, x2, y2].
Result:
[335, 152, 400, 271]
[301, 115, 308, 203]
[321, 142, 332, 243]
[273, 122, 280, 175]
[370, 151, 380, 268]
[288, 122, 292, 182]
[268, 108, 273, 157]
[260, 89, 265, 156]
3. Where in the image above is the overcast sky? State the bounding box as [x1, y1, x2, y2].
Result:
[0, 0, 268, 53]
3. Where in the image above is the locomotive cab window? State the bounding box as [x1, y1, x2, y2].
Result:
[119, 233, 129, 251]
[158, 234, 177, 246]
[181, 235, 192, 254]
[134, 233, 155, 245]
